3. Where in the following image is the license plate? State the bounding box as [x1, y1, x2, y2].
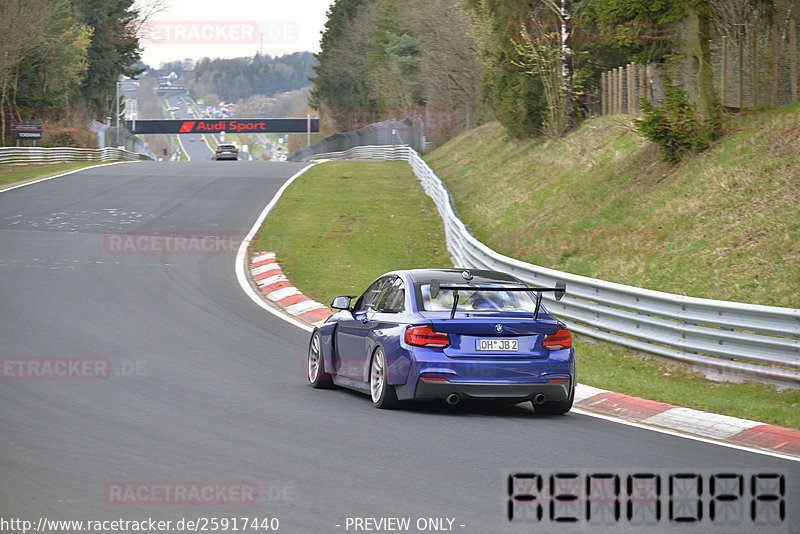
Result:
[476, 339, 518, 352]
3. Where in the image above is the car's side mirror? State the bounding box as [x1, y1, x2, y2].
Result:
[331, 295, 354, 310]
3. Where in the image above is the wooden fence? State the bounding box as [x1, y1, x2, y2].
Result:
[600, 22, 800, 115]
[600, 63, 653, 116]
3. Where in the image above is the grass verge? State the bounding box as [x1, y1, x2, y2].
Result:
[0, 162, 111, 190]
[577, 338, 799, 428]
[255, 161, 452, 300]
[254, 161, 800, 429]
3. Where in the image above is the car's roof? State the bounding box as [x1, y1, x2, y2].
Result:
[399, 268, 523, 285]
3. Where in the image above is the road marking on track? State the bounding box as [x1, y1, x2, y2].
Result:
[0, 162, 131, 193]
[235, 164, 317, 333]
[572, 407, 800, 462]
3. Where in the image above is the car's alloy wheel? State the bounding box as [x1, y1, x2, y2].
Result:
[370, 347, 398, 409]
[308, 331, 332, 388]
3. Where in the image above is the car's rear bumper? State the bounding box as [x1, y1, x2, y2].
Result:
[413, 378, 571, 402]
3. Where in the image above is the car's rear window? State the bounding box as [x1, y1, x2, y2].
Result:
[417, 283, 538, 313]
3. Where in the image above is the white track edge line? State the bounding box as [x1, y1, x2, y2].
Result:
[572, 407, 800, 463]
[233, 163, 798, 462]
[176, 134, 191, 162]
[235, 164, 316, 333]
[0, 161, 132, 193]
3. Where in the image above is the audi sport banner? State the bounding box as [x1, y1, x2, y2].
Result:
[127, 118, 319, 134]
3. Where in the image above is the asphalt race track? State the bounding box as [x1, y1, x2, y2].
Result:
[1, 161, 798, 533]
[164, 95, 217, 161]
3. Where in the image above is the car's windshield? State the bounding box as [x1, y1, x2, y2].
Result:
[417, 283, 539, 313]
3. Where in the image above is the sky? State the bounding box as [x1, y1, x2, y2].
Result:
[138, 0, 335, 68]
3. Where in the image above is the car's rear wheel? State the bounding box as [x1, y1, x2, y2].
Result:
[533, 383, 574, 415]
[370, 347, 398, 409]
[308, 331, 332, 388]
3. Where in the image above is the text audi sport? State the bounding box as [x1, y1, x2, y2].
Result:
[307, 268, 575, 412]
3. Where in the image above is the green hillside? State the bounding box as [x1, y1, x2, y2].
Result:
[425, 109, 800, 308]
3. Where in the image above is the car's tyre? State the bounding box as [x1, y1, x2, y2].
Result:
[308, 331, 332, 388]
[533, 383, 574, 415]
[370, 346, 398, 409]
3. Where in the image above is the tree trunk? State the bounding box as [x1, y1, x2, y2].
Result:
[1, 82, 7, 147]
[561, 0, 576, 127]
[682, 3, 716, 111]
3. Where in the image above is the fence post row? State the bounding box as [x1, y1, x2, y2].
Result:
[600, 21, 800, 114]
[601, 62, 650, 115]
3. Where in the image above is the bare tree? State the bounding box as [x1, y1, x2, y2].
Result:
[512, 16, 567, 136]
[404, 0, 483, 134]
[712, 0, 776, 41]
[0, 0, 53, 144]
[129, 0, 170, 46]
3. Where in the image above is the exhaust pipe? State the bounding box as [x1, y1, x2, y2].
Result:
[445, 393, 460, 406]
[532, 393, 546, 405]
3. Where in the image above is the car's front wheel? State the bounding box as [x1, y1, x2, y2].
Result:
[308, 331, 332, 388]
[370, 347, 398, 409]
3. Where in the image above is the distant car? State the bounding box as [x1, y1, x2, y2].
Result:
[215, 144, 238, 160]
[307, 268, 575, 412]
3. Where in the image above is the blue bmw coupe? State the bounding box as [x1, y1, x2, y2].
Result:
[307, 268, 575, 413]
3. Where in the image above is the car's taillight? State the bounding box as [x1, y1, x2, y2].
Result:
[543, 329, 572, 350]
[405, 325, 450, 348]
[216, 149, 222, 153]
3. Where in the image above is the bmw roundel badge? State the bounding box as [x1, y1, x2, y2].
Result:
[495, 324, 503, 333]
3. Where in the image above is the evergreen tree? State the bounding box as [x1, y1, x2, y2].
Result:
[70, 0, 143, 116]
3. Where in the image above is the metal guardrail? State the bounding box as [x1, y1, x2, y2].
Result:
[304, 145, 411, 162]
[0, 147, 152, 166]
[302, 145, 800, 388]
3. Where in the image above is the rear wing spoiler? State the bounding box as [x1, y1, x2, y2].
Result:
[430, 280, 566, 319]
